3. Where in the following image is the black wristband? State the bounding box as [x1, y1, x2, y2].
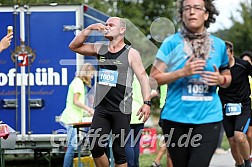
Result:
[144, 101, 151, 107]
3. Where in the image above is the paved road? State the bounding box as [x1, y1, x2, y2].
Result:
[210, 150, 235, 167]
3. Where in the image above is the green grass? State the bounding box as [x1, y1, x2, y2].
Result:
[139, 137, 166, 167]
[139, 149, 166, 167]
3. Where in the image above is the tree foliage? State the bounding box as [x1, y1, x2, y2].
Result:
[86, 0, 176, 41]
[1, 0, 176, 45]
[2, 0, 250, 55]
[214, 2, 252, 56]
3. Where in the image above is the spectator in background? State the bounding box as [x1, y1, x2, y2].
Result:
[125, 75, 158, 167]
[218, 42, 252, 167]
[0, 33, 13, 53]
[240, 51, 252, 65]
[150, 0, 231, 166]
[60, 63, 95, 167]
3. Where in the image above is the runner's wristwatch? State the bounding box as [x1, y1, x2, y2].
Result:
[144, 101, 151, 107]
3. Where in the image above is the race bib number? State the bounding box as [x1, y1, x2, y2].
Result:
[98, 68, 118, 87]
[182, 78, 213, 101]
[225, 103, 242, 116]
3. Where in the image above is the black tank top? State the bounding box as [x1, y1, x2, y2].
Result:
[94, 44, 133, 113]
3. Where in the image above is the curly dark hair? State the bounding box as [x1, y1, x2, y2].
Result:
[177, 0, 219, 28]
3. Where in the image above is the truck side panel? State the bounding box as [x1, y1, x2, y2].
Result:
[0, 7, 79, 134]
[0, 4, 110, 137]
[28, 11, 76, 134]
[0, 11, 21, 131]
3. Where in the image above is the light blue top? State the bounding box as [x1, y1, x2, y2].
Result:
[156, 32, 229, 124]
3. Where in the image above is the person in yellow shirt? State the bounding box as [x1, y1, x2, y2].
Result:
[125, 74, 157, 167]
[60, 63, 95, 167]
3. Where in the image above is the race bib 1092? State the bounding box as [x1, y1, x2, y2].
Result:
[182, 78, 213, 101]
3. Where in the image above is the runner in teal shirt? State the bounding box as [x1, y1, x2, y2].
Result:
[150, 0, 231, 166]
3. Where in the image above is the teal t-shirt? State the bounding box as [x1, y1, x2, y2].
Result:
[156, 32, 229, 124]
[60, 77, 87, 124]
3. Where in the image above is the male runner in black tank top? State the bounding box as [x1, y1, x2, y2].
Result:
[219, 41, 252, 167]
[95, 44, 133, 113]
[69, 17, 151, 167]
